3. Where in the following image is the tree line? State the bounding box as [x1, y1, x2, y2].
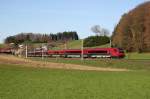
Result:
[5, 31, 79, 45]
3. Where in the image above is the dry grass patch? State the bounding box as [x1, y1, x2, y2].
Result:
[0, 55, 128, 72]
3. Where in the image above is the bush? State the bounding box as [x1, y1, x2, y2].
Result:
[84, 36, 110, 47]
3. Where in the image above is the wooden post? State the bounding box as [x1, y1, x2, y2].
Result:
[25, 45, 28, 58]
[110, 38, 112, 47]
[81, 39, 84, 61]
[42, 44, 44, 60]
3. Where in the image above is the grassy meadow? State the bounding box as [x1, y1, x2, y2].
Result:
[125, 53, 150, 59]
[0, 41, 150, 99]
[0, 63, 150, 99]
[31, 57, 150, 70]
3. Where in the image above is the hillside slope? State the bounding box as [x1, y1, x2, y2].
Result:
[56, 40, 110, 49]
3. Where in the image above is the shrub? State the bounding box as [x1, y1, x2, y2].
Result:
[84, 36, 110, 47]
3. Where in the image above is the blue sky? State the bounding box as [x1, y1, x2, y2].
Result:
[0, 0, 146, 43]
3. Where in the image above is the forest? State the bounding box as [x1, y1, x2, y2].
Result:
[112, 1, 150, 52]
[4, 31, 79, 45]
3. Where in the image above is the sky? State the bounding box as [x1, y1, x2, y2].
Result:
[0, 0, 147, 43]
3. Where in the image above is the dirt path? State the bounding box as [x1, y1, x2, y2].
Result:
[0, 55, 128, 71]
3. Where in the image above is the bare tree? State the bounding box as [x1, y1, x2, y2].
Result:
[91, 25, 109, 36]
[91, 25, 101, 36]
[101, 28, 110, 36]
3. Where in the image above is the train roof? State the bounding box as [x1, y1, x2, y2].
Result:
[47, 48, 123, 52]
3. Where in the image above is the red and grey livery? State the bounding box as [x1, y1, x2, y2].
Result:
[28, 48, 125, 58]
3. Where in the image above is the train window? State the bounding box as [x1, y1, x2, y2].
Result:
[54, 52, 59, 54]
[66, 51, 81, 53]
[88, 50, 107, 53]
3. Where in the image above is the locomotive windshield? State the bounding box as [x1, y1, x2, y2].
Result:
[118, 48, 124, 53]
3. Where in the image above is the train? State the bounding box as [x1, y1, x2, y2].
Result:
[0, 47, 125, 58]
[0, 48, 12, 54]
[27, 48, 125, 58]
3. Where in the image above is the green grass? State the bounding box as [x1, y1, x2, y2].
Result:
[0, 44, 5, 48]
[0, 64, 150, 99]
[31, 57, 150, 70]
[92, 43, 110, 48]
[67, 40, 82, 49]
[49, 40, 82, 50]
[125, 53, 150, 59]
